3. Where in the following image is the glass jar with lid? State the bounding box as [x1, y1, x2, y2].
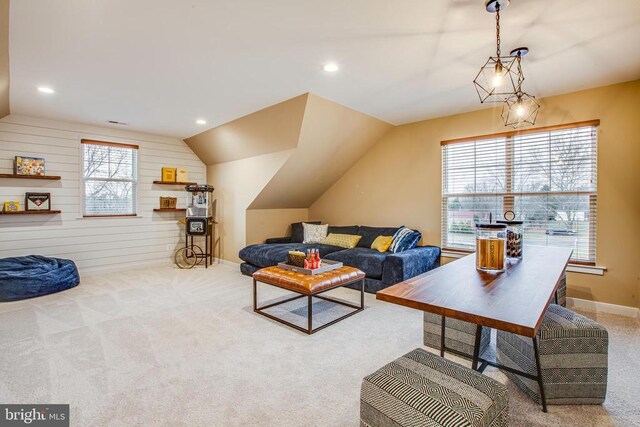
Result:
[496, 219, 524, 260]
[475, 223, 507, 272]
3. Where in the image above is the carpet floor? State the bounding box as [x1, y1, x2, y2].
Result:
[0, 264, 638, 426]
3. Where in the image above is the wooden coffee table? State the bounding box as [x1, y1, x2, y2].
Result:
[252, 265, 365, 334]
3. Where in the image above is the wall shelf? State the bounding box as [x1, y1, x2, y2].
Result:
[0, 210, 62, 215]
[152, 181, 196, 186]
[153, 208, 186, 212]
[0, 174, 62, 180]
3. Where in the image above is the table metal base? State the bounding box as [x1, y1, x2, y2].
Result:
[253, 278, 364, 335]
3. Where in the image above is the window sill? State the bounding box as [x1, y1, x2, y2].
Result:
[441, 250, 606, 276]
[76, 215, 142, 220]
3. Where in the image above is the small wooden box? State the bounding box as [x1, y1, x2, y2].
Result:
[159, 197, 177, 209]
[176, 168, 189, 182]
[162, 167, 177, 182]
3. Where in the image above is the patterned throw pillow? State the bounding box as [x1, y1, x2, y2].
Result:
[389, 226, 422, 253]
[370, 235, 393, 253]
[321, 233, 362, 249]
[303, 223, 328, 244]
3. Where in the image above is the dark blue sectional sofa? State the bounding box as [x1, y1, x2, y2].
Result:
[239, 224, 441, 293]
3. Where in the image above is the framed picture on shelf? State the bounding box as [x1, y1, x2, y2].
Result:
[162, 167, 177, 182]
[14, 156, 45, 176]
[25, 193, 51, 211]
[3, 201, 20, 212]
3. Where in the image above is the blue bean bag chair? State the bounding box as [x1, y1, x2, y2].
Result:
[0, 255, 80, 302]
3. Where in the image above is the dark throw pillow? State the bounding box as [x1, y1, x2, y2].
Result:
[389, 226, 422, 253]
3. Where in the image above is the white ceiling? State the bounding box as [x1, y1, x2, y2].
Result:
[9, 0, 640, 138]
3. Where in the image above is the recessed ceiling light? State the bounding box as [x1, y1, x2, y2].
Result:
[196, 119, 207, 125]
[37, 87, 55, 94]
[323, 63, 339, 72]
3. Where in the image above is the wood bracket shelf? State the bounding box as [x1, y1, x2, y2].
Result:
[153, 208, 187, 212]
[0, 210, 62, 215]
[0, 174, 62, 180]
[152, 181, 196, 186]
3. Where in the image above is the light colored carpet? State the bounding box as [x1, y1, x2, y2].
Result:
[0, 264, 638, 426]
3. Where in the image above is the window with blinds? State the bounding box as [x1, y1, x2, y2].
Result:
[81, 140, 138, 217]
[441, 121, 598, 263]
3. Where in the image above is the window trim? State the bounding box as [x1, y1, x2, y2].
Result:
[80, 139, 139, 218]
[441, 120, 599, 263]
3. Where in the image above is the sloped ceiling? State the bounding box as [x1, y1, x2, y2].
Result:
[249, 93, 392, 209]
[184, 94, 308, 164]
[0, 0, 9, 119]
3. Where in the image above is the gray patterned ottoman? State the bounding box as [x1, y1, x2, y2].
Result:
[361, 348, 509, 427]
[424, 312, 491, 359]
[556, 271, 567, 307]
[497, 304, 608, 405]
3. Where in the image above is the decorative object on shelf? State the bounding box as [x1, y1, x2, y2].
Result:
[161, 167, 177, 182]
[473, 0, 540, 128]
[159, 197, 177, 209]
[25, 192, 51, 211]
[475, 223, 507, 272]
[3, 201, 20, 212]
[176, 168, 189, 183]
[14, 156, 45, 176]
[287, 250, 306, 267]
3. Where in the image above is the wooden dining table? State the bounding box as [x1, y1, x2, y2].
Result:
[376, 245, 572, 412]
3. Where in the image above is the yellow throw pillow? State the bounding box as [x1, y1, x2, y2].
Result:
[371, 235, 393, 253]
[321, 233, 362, 249]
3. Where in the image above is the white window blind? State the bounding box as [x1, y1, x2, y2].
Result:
[441, 121, 598, 263]
[82, 140, 138, 217]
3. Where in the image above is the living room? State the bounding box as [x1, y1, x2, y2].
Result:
[1, 1, 639, 426]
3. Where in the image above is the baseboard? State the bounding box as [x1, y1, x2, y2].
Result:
[566, 297, 639, 318]
[214, 258, 241, 268]
[81, 258, 170, 275]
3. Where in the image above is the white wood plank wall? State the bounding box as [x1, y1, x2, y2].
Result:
[0, 115, 206, 271]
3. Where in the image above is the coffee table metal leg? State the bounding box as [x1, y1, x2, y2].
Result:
[253, 279, 257, 311]
[533, 336, 548, 412]
[308, 295, 313, 334]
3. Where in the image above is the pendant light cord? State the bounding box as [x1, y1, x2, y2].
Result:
[495, 4, 501, 57]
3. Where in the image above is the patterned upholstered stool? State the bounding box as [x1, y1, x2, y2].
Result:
[497, 304, 608, 405]
[361, 348, 509, 427]
[424, 312, 491, 359]
[556, 271, 567, 307]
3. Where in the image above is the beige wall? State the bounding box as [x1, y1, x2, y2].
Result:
[250, 93, 392, 209]
[246, 208, 308, 246]
[310, 80, 640, 309]
[0, 0, 9, 118]
[208, 150, 294, 263]
[185, 94, 307, 164]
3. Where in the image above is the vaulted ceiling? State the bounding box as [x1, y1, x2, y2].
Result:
[7, 0, 640, 137]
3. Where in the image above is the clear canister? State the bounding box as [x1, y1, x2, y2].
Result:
[497, 220, 524, 260]
[475, 223, 507, 272]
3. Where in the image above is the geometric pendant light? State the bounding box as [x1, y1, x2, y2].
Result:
[501, 48, 541, 128]
[473, 0, 523, 104]
[473, 0, 540, 128]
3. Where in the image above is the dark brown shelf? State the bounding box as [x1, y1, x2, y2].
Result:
[0, 210, 62, 215]
[152, 181, 196, 186]
[0, 174, 62, 180]
[153, 208, 187, 212]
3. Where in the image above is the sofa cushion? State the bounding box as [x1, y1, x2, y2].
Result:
[291, 221, 321, 243]
[321, 233, 362, 249]
[371, 235, 393, 253]
[389, 226, 422, 253]
[303, 223, 328, 243]
[324, 247, 387, 279]
[328, 225, 359, 235]
[239, 243, 344, 268]
[357, 226, 400, 248]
